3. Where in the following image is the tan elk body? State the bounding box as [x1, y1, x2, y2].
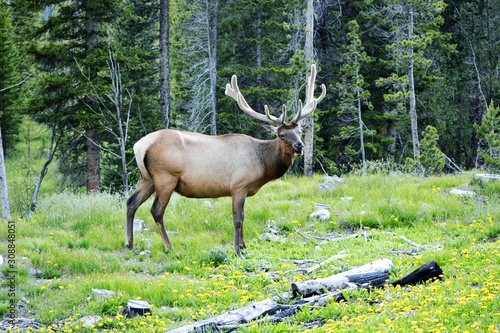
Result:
[126, 65, 325, 258]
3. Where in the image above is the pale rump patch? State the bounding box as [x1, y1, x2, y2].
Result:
[133, 131, 162, 180]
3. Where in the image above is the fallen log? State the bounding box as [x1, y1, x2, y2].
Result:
[291, 258, 393, 298]
[165, 298, 284, 333]
[165, 259, 443, 333]
[391, 260, 443, 286]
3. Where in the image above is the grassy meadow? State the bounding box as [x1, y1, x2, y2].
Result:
[1, 124, 500, 332]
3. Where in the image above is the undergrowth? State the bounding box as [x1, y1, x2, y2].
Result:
[0, 128, 499, 332]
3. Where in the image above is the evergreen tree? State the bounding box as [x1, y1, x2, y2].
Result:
[419, 125, 444, 176]
[475, 102, 500, 172]
[14, 0, 160, 193]
[375, 0, 447, 161]
[217, 0, 299, 137]
[0, 3, 22, 151]
[335, 20, 373, 174]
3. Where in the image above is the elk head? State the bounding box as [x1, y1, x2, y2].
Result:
[225, 64, 326, 156]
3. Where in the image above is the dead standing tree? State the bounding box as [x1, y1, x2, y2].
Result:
[76, 48, 134, 195]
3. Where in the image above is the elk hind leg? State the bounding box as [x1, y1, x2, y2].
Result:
[150, 184, 176, 253]
[126, 179, 154, 249]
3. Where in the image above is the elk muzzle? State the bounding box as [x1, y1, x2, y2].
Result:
[293, 141, 304, 155]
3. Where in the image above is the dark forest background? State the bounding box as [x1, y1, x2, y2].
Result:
[0, 0, 498, 194]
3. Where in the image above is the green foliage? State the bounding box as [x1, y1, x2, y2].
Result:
[475, 102, 500, 172]
[0, 3, 23, 151]
[334, 20, 374, 169]
[419, 125, 445, 176]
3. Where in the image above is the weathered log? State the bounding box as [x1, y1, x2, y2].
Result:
[291, 258, 393, 298]
[391, 260, 443, 286]
[165, 259, 444, 333]
[166, 298, 283, 333]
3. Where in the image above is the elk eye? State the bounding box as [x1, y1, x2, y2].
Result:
[279, 134, 285, 140]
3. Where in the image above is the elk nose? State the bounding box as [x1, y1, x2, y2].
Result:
[293, 142, 304, 152]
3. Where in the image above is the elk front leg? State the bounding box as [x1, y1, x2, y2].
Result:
[126, 179, 154, 249]
[232, 193, 247, 259]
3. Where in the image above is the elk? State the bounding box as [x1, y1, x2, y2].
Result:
[126, 64, 326, 258]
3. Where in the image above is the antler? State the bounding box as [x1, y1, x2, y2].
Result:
[225, 75, 286, 126]
[225, 64, 326, 126]
[291, 64, 327, 124]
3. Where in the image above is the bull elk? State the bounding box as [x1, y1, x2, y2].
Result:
[126, 64, 326, 258]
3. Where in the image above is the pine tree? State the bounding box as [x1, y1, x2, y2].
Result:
[0, 3, 22, 220]
[375, 0, 447, 161]
[336, 20, 373, 175]
[15, 0, 160, 193]
[217, 0, 299, 137]
[419, 125, 445, 176]
[0, 3, 22, 151]
[475, 102, 500, 172]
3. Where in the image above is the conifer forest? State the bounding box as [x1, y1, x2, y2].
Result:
[0, 0, 499, 194]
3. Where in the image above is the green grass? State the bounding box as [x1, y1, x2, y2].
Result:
[1, 128, 500, 332]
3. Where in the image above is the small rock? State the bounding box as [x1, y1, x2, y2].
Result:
[133, 219, 146, 233]
[317, 182, 337, 192]
[125, 300, 152, 317]
[92, 289, 115, 301]
[309, 209, 331, 221]
[76, 315, 102, 328]
[30, 268, 44, 279]
[260, 233, 285, 243]
[449, 189, 475, 197]
[340, 196, 353, 201]
[323, 175, 344, 183]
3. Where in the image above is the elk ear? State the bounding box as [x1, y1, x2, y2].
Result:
[262, 124, 278, 135]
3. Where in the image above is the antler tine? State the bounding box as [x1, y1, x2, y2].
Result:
[291, 64, 327, 124]
[225, 74, 282, 126]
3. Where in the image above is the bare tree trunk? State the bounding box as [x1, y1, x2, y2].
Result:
[356, 79, 366, 175]
[0, 126, 12, 221]
[109, 55, 131, 194]
[77, 48, 132, 195]
[84, 5, 101, 194]
[207, 0, 218, 135]
[27, 123, 60, 220]
[408, 8, 420, 160]
[303, 0, 315, 177]
[86, 126, 100, 193]
[160, 0, 170, 128]
[255, 10, 263, 112]
[385, 117, 397, 162]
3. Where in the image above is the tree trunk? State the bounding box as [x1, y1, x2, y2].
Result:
[385, 116, 397, 162]
[160, 0, 170, 128]
[303, 0, 315, 176]
[85, 126, 100, 194]
[356, 71, 366, 175]
[0, 126, 12, 221]
[408, 7, 420, 160]
[27, 123, 59, 220]
[207, 0, 218, 135]
[84, 5, 100, 194]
